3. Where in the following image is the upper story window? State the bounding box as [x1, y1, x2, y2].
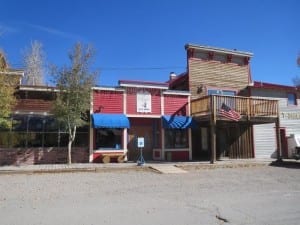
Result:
[287, 93, 297, 106]
[208, 89, 236, 96]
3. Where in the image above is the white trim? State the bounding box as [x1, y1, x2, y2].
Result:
[188, 129, 192, 160]
[123, 128, 128, 161]
[127, 114, 161, 118]
[123, 90, 127, 114]
[163, 90, 191, 96]
[19, 86, 59, 92]
[161, 90, 164, 115]
[92, 86, 125, 92]
[89, 91, 94, 162]
[0, 71, 24, 76]
[120, 83, 168, 90]
[161, 129, 165, 160]
[186, 44, 253, 57]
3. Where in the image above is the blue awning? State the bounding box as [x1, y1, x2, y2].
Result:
[92, 113, 130, 128]
[162, 115, 197, 129]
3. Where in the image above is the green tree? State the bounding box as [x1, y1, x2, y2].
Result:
[0, 51, 16, 129]
[51, 43, 97, 164]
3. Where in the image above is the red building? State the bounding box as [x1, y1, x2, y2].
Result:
[90, 79, 196, 163]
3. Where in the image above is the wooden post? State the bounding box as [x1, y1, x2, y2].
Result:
[210, 95, 217, 164]
[275, 117, 282, 161]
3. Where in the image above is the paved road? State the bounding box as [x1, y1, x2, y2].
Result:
[0, 164, 299, 225]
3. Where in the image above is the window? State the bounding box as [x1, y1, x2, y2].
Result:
[0, 114, 88, 148]
[208, 89, 236, 96]
[95, 128, 122, 150]
[164, 129, 188, 149]
[287, 93, 297, 106]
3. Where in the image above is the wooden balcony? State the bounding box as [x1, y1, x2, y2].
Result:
[191, 95, 278, 123]
[14, 99, 54, 113]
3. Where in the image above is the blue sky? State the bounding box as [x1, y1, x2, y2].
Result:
[1, 0, 299, 86]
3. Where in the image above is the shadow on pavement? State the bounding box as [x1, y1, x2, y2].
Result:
[270, 160, 300, 169]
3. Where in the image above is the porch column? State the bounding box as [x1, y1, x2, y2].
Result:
[210, 95, 217, 164]
[275, 117, 282, 160]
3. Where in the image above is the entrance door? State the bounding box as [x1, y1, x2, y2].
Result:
[127, 125, 153, 161]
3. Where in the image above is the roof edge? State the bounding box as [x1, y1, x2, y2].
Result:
[185, 43, 253, 57]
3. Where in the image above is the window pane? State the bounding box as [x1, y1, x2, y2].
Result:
[95, 128, 122, 149]
[222, 90, 236, 96]
[74, 132, 88, 147]
[44, 132, 59, 147]
[0, 132, 10, 147]
[10, 132, 27, 147]
[287, 93, 296, 105]
[27, 132, 43, 147]
[12, 115, 27, 131]
[28, 117, 44, 132]
[164, 129, 188, 149]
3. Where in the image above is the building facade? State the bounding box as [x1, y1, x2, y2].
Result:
[170, 44, 280, 162]
[249, 81, 300, 158]
[90, 80, 195, 163]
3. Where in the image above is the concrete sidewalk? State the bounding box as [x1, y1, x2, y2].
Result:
[0, 158, 280, 175]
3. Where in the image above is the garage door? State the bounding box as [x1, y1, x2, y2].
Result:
[253, 123, 277, 158]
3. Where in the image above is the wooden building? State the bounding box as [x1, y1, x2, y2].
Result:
[170, 44, 280, 163]
[248, 81, 300, 158]
[90, 80, 195, 163]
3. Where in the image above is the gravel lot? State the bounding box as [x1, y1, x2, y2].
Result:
[1, 164, 300, 225]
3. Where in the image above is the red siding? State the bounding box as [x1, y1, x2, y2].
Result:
[93, 90, 123, 113]
[164, 95, 189, 116]
[166, 151, 189, 161]
[126, 88, 161, 115]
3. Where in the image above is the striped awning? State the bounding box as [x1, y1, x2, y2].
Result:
[162, 115, 197, 129]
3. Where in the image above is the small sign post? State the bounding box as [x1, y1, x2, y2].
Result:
[137, 137, 145, 166]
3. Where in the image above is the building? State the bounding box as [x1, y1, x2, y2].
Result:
[0, 85, 90, 165]
[248, 81, 300, 158]
[170, 44, 281, 162]
[90, 79, 195, 163]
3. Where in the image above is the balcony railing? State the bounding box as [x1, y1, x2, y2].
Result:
[191, 95, 278, 119]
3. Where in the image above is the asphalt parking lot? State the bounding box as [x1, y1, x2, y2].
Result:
[0, 163, 299, 225]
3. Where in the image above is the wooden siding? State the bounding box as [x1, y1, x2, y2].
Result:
[228, 125, 254, 158]
[164, 94, 189, 116]
[191, 95, 278, 119]
[14, 99, 53, 113]
[188, 58, 250, 99]
[126, 88, 161, 115]
[93, 90, 123, 113]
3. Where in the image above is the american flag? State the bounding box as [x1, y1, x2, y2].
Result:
[219, 103, 241, 121]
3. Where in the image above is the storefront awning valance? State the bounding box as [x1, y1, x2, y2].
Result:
[162, 115, 197, 129]
[92, 113, 130, 128]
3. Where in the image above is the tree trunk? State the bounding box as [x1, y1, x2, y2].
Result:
[67, 126, 77, 164]
[67, 140, 72, 164]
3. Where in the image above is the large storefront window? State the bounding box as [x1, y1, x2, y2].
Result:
[95, 128, 122, 150]
[0, 114, 88, 148]
[164, 129, 188, 149]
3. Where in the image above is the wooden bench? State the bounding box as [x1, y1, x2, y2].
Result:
[101, 153, 125, 163]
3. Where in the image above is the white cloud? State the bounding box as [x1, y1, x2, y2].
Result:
[0, 23, 19, 36]
[26, 23, 83, 40]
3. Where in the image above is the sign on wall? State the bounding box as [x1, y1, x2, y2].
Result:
[137, 90, 151, 113]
